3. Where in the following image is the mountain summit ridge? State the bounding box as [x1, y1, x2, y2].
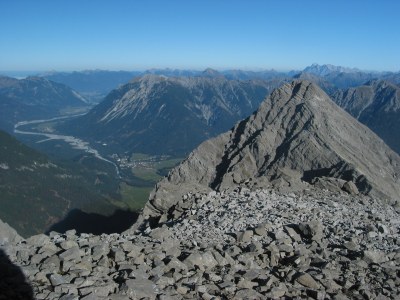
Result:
[140, 80, 400, 221]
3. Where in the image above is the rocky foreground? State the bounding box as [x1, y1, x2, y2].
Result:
[1, 187, 399, 299]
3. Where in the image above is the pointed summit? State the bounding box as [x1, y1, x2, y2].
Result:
[142, 80, 400, 219]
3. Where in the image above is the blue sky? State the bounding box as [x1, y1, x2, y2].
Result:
[1, 0, 399, 72]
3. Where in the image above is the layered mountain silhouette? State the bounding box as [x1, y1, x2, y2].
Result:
[142, 80, 400, 221]
[61, 74, 281, 156]
[0, 76, 88, 132]
[333, 80, 400, 154]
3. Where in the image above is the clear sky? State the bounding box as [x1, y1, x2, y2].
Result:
[1, 0, 399, 72]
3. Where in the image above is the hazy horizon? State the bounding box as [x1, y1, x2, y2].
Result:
[1, 63, 398, 79]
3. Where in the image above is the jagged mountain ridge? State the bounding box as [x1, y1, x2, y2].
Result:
[303, 63, 361, 76]
[142, 80, 400, 220]
[61, 74, 281, 156]
[0, 76, 88, 131]
[332, 80, 400, 154]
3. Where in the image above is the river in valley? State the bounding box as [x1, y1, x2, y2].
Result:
[14, 114, 121, 177]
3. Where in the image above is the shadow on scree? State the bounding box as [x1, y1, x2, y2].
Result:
[0, 248, 34, 300]
[46, 208, 139, 235]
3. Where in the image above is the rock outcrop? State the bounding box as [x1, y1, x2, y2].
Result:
[141, 80, 400, 222]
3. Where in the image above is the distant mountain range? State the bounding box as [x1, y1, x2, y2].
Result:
[0, 129, 121, 237]
[59, 74, 283, 156]
[0, 76, 88, 132]
[37, 64, 399, 104]
[333, 80, 400, 154]
[41, 70, 141, 103]
[303, 63, 362, 76]
[296, 64, 391, 90]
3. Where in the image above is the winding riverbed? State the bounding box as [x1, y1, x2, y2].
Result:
[14, 114, 121, 177]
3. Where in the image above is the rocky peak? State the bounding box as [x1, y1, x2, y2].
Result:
[140, 80, 400, 221]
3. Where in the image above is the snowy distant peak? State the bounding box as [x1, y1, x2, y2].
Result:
[303, 63, 361, 76]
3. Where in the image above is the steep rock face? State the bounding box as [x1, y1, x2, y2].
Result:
[63, 75, 279, 156]
[333, 80, 400, 154]
[143, 80, 400, 220]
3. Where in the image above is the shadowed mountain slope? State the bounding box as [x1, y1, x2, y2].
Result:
[0, 130, 120, 237]
[333, 80, 400, 154]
